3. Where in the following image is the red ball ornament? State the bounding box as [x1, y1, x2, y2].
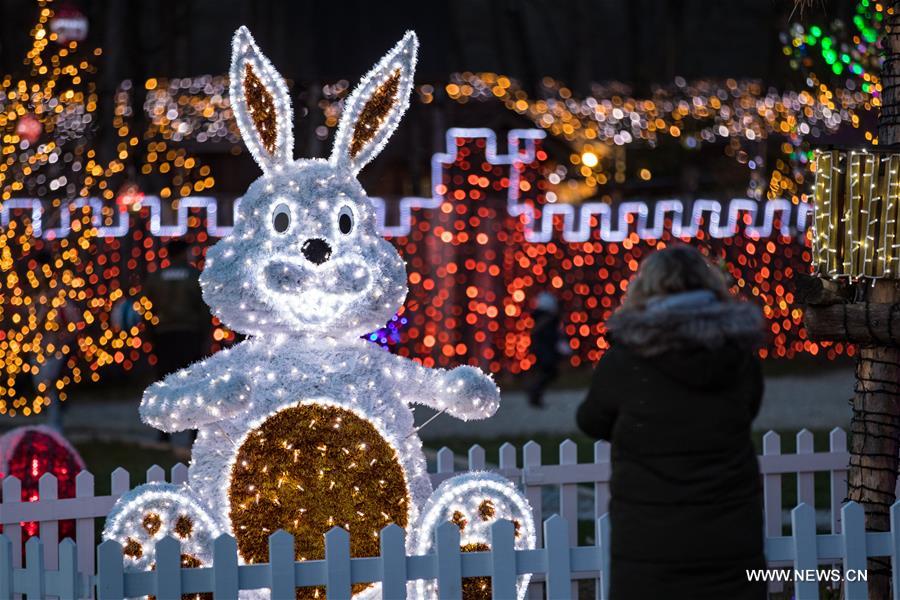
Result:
[49, 4, 88, 44]
[15, 114, 42, 146]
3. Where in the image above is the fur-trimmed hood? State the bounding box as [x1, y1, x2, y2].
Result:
[606, 290, 764, 358]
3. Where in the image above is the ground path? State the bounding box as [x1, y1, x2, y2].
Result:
[415, 367, 855, 442]
[0, 368, 856, 444]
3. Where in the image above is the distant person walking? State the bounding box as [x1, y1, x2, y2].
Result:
[527, 292, 562, 408]
[576, 246, 766, 600]
[144, 240, 209, 386]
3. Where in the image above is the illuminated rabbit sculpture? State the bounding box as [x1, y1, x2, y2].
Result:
[103, 27, 535, 599]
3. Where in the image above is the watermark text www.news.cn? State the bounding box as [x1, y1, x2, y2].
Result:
[746, 569, 868, 583]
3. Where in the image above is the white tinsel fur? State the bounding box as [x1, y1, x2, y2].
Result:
[103, 26, 533, 599]
[410, 472, 536, 599]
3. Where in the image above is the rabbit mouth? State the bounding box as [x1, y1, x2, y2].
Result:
[261, 257, 372, 317]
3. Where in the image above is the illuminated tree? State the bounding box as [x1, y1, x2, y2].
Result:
[783, 0, 883, 145]
[0, 0, 215, 418]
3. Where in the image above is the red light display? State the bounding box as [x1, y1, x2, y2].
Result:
[0, 426, 85, 547]
[389, 135, 843, 373]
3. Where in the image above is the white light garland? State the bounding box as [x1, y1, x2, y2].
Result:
[410, 472, 536, 599]
[103, 482, 224, 571]
[103, 26, 534, 600]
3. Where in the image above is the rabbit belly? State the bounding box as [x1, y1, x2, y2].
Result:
[228, 402, 410, 599]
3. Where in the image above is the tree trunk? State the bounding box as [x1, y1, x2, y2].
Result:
[854, 4, 900, 597]
[849, 281, 900, 598]
[880, 3, 900, 147]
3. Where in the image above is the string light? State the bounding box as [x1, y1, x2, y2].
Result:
[0, 425, 84, 548]
[103, 482, 223, 571]
[0, 0, 225, 416]
[0, 0, 155, 416]
[104, 28, 533, 600]
[410, 473, 536, 600]
[812, 149, 900, 278]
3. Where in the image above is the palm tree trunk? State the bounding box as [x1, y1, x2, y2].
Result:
[850, 283, 900, 599]
[846, 6, 900, 598]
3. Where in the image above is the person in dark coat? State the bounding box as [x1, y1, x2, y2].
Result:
[576, 245, 766, 600]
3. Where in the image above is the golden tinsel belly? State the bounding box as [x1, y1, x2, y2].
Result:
[229, 403, 410, 599]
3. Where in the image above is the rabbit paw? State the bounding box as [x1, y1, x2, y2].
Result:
[439, 365, 501, 421]
[141, 371, 252, 431]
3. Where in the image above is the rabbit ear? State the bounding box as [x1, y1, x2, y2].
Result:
[330, 31, 418, 175]
[230, 26, 294, 173]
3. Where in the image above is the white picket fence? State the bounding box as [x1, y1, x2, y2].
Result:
[1, 501, 899, 599]
[0, 463, 182, 586]
[0, 429, 860, 598]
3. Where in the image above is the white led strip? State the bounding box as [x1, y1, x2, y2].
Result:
[3, 128, 812, 243]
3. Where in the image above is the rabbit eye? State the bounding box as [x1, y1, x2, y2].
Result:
[338, 206, 353, 235]
[272, 203, 291, 234]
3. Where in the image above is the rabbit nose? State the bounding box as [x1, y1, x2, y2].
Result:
[301, 238, 332, 265]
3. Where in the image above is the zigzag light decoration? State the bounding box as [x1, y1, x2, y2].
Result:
[374, 128, 812, 243]
[0, 195, 232, 239]
[4, 128, 811, 243]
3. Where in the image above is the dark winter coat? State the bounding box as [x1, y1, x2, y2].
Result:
[576, 291, 767, 600]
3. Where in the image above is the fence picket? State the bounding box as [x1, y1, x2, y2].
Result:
[380, 524, 407, 599]
[170, 463, 189, 484]
[58, 538, 78, 600]
[762, 431, 782, 537]
[96, 540, 123, 599]
[792, 503, 819, 600]
[544, 515, 571, 600]
[269, 529, 296, 598]
[437, 447, 455, 475]
[155, 536, 182, 598]
[796, 430, 815, 508]
[841, 502, 868, 599]
[489, 520, 517, 599]
[891, 502, 900, 600]
[558, 440, 578, 541]
[498, 443, 517, 471]
[39, 473, 59, 571]
[213, 534, 239, 598]
[523, 441, 543, 600]
[829, 429, 848, 534]
[523, 442, 543, 548]
[74, 471, 95, 585]
[596, 515, 610, 600]
[325, 527, 351, 599]
[435, 521, 462, 600]
[2, 476, 23, 569]
[468, 444, 486, 471]
[0, 535, 12, 599]
[25, 536, 45, 598]
[558, 440, 579, 598]
[110, 468, 129, 496]
[593, 441, 611, 521]
[146, 464, 165, 483]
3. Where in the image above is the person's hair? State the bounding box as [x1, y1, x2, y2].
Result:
[621, 245, 730, 310]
